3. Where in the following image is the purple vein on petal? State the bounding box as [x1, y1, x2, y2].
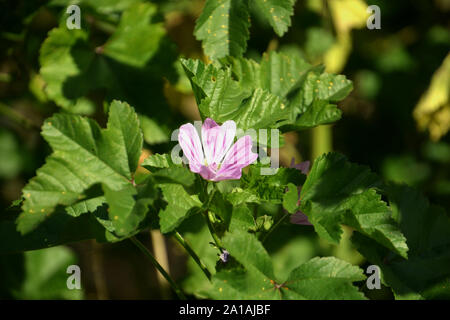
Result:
[178, 119, 258, 181]
[178, 123, 204, 172]
[202, 118, 236, 166]
[218, 136, 258, 179]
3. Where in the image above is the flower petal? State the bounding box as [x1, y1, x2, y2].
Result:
[201, 118, 236, 166]
[198, 165, 217, 181]
[290, 158, 310, 174]
[215, 135, 258, 180]
[178, 123, 204, 173]
[290, 211, 312, 226]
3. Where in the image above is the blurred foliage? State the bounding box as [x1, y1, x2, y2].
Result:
[0, 246, 83, 299]
[414, 53, 450, 141]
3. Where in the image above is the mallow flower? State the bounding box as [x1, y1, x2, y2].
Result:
[178, 118, 258, 181]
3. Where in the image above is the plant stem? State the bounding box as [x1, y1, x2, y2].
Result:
[205, 210, 224, 251]
[130, 236, 186, 300]
[0, 102, 40, 130]
[261, 212, 289, 244]
[173, 231, 212, 281]
[202, 184, 224, 252]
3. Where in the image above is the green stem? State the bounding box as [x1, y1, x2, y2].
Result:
[202, 184, 224, 252]
[86, 14, 117, 34]
[1, 31, 24, 42]
[205, 210, 224, 251]
[173, 231, 212, 281]
[130, 236, 186, 300]
[0, 102, 40, 130]
[261, 212, 289, 244]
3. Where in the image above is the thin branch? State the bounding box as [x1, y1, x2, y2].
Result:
[173, 231, 212, 281]
[261, 212, 289, 244]
[201, 184, 225, 252]
[0, 102, 40, 130]
[205, 210, 224, 251]
[130, 236, 186, 300]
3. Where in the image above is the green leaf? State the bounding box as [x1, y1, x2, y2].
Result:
[179, 215, 217, 298]
[241, 165, 305, 204]
[181, 58, 250, 119]
[304, 27, 334, 60]
[268, 228, 317, 281]
[18, 100, 143, 235]
[301, 71, 353, 106]
[0, 207, 121, 254]
[228, 88, 290, 130]
[139, 115, 170, 144]
[0, 129, 24, 179]
[220, 56, 262, 92]
[103, 3, 165, 67]
[210, 266, 279, 299]
[103, 184, 138, 236]
[40, 2, 176, 114]
[103, 100, 143, 176]
[259, 50, 312, 98]
[73, 0, 142, 14]
[107, 177, 157, 236]
[229, 205, 256, 232]
[222, 50, 317, 101]
[222, 230, 274, 278]
[283, 183, 299, 213]
[182, 54, 351, 131]
[280, 70, 352, 130]
[293, 100, 342, 129]
[63, 184, 107, 226]
[194, 0, 297, 60]
[194, 0, 250, 59]
[282, 257, 366, 300]
[142, 153, 171, 170]
[39, 27, 94, 113]
[158, 184, 202, 234]
[208, 231, 366, 299]
[300, 153, 408, 258]
[341, 189, 409, 258]
[0, 246, 83, 299]
[226, 188, 261, 206]
[65, 196, 105, 217]
[183, 59, 290, 129]
[142, 153, 196, 187]
[252, 0, 296, 36]
[209, 230, 279, 299]
[209, 191, 233, 225]
[153, 166, 196, 187]
[353, 185, 450, 299]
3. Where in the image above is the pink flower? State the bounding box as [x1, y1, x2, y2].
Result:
[178, 118, 258, 181]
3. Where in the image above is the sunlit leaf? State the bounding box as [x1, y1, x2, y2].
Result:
[353, 184, 450, 299]
[301, 153, 408, 258]
[18, 101, 143, 236]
